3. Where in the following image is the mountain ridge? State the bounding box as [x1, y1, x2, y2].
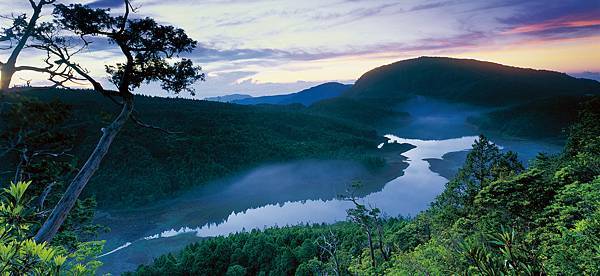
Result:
[233, 82, 351, 106]
[343, 56, 600, 106]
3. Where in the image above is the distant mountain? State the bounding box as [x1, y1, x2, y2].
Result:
[233, 82, 351, 106]
[204, 94, 253, 102]
[570, 71, 600, 82]
[343, 56, 600, 106]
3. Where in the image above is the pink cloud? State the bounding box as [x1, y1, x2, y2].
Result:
[504, 13, 600, 34]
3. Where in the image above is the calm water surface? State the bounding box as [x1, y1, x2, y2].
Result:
[96, 135, 489, 274]
[96, 98, 563, 274]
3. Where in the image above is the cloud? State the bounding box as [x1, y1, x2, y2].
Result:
[87, 0, 125, 8]
[497, 0, 599, 25]
[494, 0, 600, 37]
[409, 1, 456, 12]
[502, 12, 600, 40]
[6, 0, 599, 96]
[192, 44, 292, 62]
[139, 70, 333, 98]
[190, 29, 488, 65]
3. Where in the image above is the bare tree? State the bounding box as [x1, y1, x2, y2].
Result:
[33, 0, 204, 243]
[316, 229, 342, 276]
[0, 0, 57, 90]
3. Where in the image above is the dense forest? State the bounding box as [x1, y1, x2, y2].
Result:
[1, 88, 385, 207]
[129, 97, 599, 275]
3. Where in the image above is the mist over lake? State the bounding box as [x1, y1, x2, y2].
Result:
[95, 98, 563, 274]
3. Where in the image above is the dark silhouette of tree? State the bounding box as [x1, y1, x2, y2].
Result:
[0, 0, 60, 90]
[34, 0, 204, 243]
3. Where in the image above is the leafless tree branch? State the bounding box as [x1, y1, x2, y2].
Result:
[130, 113, 182, 134]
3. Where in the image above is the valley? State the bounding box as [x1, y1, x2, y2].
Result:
[1, 57, 595, 275]
[94, 98, 563, 274]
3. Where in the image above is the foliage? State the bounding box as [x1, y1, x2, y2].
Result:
[309, 97, 409, 125]
[0, 97, 104, 249]
[0, 0, 58, 90]
[52, 2, 204, 95]
[127, 222, 377, 276]
[11, 88, 384, 207]
[0, 181, 103, 275]
[131, 97, 599, 275]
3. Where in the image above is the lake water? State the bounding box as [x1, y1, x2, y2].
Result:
[96, 98, 563, 274]
[96, 134, 560, 274]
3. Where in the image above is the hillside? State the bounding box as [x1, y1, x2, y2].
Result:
[2, 88, 383, 207]
[343, 56, 600, 106]
[309, 97, 409, 125]
[468, 95, 591, 139]
[129, 97, 600, 276]
[233, 82, 351, 106]
[311, 57, 600, 138]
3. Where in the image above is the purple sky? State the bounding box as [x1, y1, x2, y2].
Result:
[2, 0, 599, 98]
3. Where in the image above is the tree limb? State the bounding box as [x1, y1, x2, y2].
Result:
[37, 181, 56, 210]
[130, 113, 182, 134]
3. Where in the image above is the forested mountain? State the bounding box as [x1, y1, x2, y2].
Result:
[130, 97, 600, 275]
[311, 57, 600, 138]
[233, 82, 351, 106]
[343, 56, 600, 106]
[1, 88, 383, 207]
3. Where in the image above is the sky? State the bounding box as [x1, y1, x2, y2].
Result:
[2, 0, 600, 98]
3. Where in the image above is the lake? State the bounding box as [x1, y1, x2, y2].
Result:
[95, 98, 563, 274]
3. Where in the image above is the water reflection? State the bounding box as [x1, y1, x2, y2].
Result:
[99, 136, 478, 265]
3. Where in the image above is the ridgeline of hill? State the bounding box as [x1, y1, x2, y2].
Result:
[314, 57, 600, 138]
[232, 82, 351, 106]
[344, 56, 599, 105]
[198, 58, 599, 139]
[3, 88, 385, 208]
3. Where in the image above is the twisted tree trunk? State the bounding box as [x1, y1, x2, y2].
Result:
[0, 3, 43, 91]
[34, 98, 133, 243]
